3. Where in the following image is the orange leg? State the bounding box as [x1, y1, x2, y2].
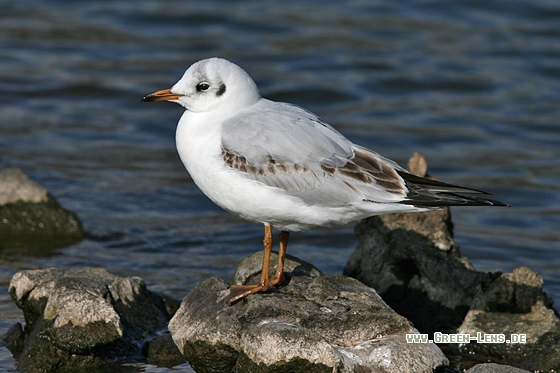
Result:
[228, 226, 289, 304]
[228, 224, 273, 303]
[271, 230, 289, 286]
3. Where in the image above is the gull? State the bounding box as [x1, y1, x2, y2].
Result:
[142, 57, 508, 303]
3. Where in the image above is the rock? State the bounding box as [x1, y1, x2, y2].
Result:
[3, 322, 26, 357]
[406, 151, 428, 178]
[0, 168, 84, 250]
[343, 152, 499, 334]
[466, 363, 531, 373]
[343, 205, 560, 372]
[458, 266, 560, 372]
[169, 254, 449, 373]
[344, 153, 560, 371]
[0, 168, 49, 205]
[142, 332, 185, 366]
[6, 267, 172, 373]
[232, 251, 323, 286]
[343, 212, 497, 334]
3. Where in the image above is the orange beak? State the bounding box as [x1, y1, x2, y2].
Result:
[141, 88, 184, 102]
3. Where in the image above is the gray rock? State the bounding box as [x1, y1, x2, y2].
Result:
[466, 363, 530, 373]
[142, 332, 185, 366]
[343, 153, 560, 371]
[0, 168, 84, 250]
[232, 251, 323, 286]
[344, 210, 560, 372]
[169, 258, 448, 373]
[6, 267, 172, 373]
[344, 211, 496, 334]
[343, 152, 499, 334]
[458, 266, 560, 372]
[0, 168, 49, 205]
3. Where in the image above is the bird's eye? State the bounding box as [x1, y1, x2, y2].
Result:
[196, 82, 210, 92]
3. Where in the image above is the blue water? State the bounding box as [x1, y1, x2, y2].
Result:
[1, 0, 559, 371]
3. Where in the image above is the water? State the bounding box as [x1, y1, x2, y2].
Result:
[1, 0, 559, 371]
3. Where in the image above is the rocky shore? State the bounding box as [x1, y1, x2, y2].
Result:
[2, 160, 558, 372]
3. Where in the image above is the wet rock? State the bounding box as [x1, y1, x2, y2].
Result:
[232, 251, 323, 286]
[343, 211, 496, 334]
[344, 210, 560, 372]
[142, 332, 185, 366]
[169, 253, 448, 373]
[466, 363, 530, 373]
[6, 267, 172, 373]
[344, 153, 560, 371]
[343, 152, 499, 334]
[0, 168, 84, 250]
[458, 266, 560, 372]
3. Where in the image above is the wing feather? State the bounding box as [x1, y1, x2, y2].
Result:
[220, 100, 408, 205]
[220, 99, 509, 208]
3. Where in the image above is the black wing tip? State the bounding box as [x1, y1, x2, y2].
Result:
[447, 193, 511, 207]
[454, 195, 511, 207]
[400, 194, 511, 207]
[396, 170, 510, 207]
[396, 170, 491, 195]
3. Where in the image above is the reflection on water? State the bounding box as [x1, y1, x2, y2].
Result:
[1, 0, 559, 371]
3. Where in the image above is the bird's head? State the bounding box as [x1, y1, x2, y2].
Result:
[142, 57, 261, 113]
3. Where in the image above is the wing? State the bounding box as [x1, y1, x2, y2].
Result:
[220, 100, 408, 205]
[222, 100, 353, 168]
[221, 99, 509, 208]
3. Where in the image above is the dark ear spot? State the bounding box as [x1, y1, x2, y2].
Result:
[217, 83, 226, 97]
